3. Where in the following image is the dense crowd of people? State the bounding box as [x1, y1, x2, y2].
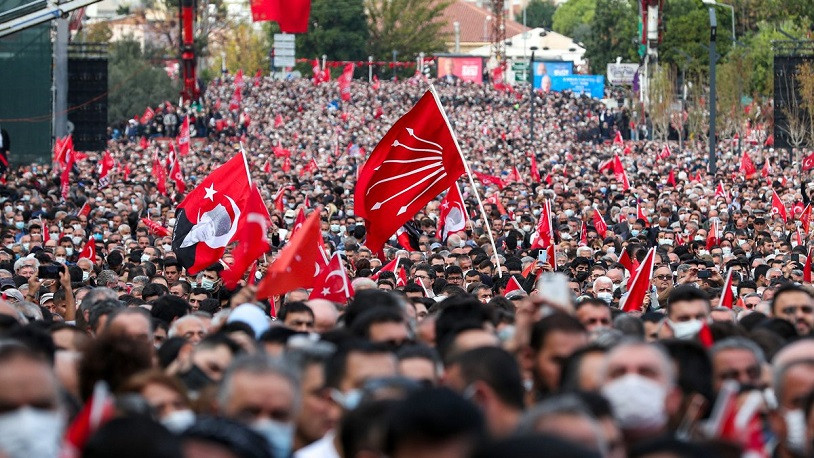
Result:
[0, 71, 812, 458]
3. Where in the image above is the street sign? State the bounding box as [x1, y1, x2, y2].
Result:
[273, 34, 295, 68]
[606, 63, 639, 86]
[512, 61, 528, 82]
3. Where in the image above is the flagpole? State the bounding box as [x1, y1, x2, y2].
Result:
[239, 142, 252, 186]
[428, 84, 502, 277]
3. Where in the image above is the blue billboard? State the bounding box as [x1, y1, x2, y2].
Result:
[532, 61, 573, 91]
[549, 75, 606, 99]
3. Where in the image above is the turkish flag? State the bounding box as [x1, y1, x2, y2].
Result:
[612, 155, 630, 190]
[530, 200, 554, 249]
[804, 249, 812, 283]
[804, 152, 814, 171]
[62, 384, 116, 458]
[78, 238, 96, 262]
[54, 134, 72, 165]
[139, 136, 149, 150]
[250, 0, 311, 33]
[771, 190, 788, 222]
[177, 116, 191, 156]
[715, 182, 729, 200]
[290, 207, 306, 237]
[97, 151, 115, 189]
[720, 268, 735, 309]
[282, 156, 291, 173]
[309, 252, 354, 303]
[484, 193, 507, 216]
[170, 159, 186, 194]
[141, 218, 170, 237]
[579, 221, 588, 246]
[622, 247, 655, 312]
[740, 151, 757, 176]
[166, 142, 177, 170]
[222, 186, 272, 289]
[593, 210, 608, 238]
[707, 220, 720, 249]
[801, 204, 812, 234]
[619, 249, 634, 275]
[529, 154, 541, 183]
[354, 89, 466, 252]
[171, 152, 253, 275]
[613, 131, 623, 146]
[637, 201, 649, 227]
[473, 171, 505, 189]
[256, 208, 323, 299]
[438, 183, 468, 241]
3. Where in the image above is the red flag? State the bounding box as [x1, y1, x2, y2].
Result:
[720, 268, 735, 309]
[804, 249, 813, 283]
[290, 207, 306, 237]
[312, 59, 323, 85]
[250, 0, 311, 33]
[529, 154, 541, 183]
[509, 165, 524, 184]
[771, 190, 788, 222]
[484, 193, 507, 216]
[801, 203, 812, 234]
[54, 134, 73, 165]
[253, 68, 262, 86]
[804, 151, 814, 172]
[282, 156, 291, 173]
[658, 144, 671, 159]
[140, 107, 155, 124]
[229, 86, 241, 111]
[170, 159, 186, 194]
[78, 202, 91, 218]
[300, 158, 318, 177]
[273, 145, 291, 158]
[222, 186, 272, 289]
[139, 136, 149, 150]
[637, 201, 649, 227]
[371, 258, 399, 281]
[438, 183, 468, 241]
[171, 152, 253, 275]
[740, 151, 757, 176]
[503, 275, 523, 296]
[707, 220, 720, 249]
[61, 383, 116, 457]
[153, 153, 167, 195]
[141, 218, 170, 237]
[274, 113, 284, 128]
[592, 210, 608, 238]
[339, 63, 354, 101]
[667, 169, 676, 186]
[354, 89, 466, 253]
[613, 131, 623, 146]
[530, 200, 554, 249]
[623, 143, 632, 155]
[579, 221, 588, 246]
[309, 252, 354, 302]
[78, 238, 96, 262]
[177, 116, 191, 156]
[256, 208, 323, 299]
[619, 249, 634, 275]
[612, 155, 630, 190]
[372, 74, 380, 91]
[492, 66, 507, 91]
[762, 159, 771, 177]
[622, 247, 655, 312]
[715, 181, 729, 200]
[263, 160, 272, 174]
[166, 142, 177, 170]
[60, 145, 76, 201]
[473, 171, 505, 189]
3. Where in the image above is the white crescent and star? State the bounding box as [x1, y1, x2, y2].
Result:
[204, 184, 217, 201]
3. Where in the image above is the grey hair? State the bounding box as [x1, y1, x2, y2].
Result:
[217, 354, 301, 413]
[711, 337, 766, 365]
[600, 339, 676, 385]
[168, 315, 206, 338]
[96, 270, 119, 288]
[81, 287, 119, 311]
[518, 394, 607, 456]
[14, 301, 43, 322]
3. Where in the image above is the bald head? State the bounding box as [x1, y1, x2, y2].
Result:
[305, 299, 339, 333]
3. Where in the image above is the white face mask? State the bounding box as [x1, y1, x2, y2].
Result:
[55, 257, 66, 264]
[596, 291, 613, 304]
[161, 409, 196, 433]
[721, 247, 731, 256]
[784, 408, 807, 455]
[65, 247, 74, 256]
[82, 271, 90, 282]
[252, 419, 294, 458]
[0, 407, 65, 458]
[658, 238, 673, 246]
[602, 374, 668, 431]
[669, 319, 704, 339]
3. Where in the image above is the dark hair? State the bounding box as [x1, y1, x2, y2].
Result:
[88, 299, 125, 333]
[78, 335, 153, 401]
[344, 290, 403, 329]
[141, 283, 168, 301]
[325, 340, 394, 389]
[472, 433, 601, 458]
[529, 313, 586, 352]
[450, 347, 524, 410]
[350, 307, 405, 340]
[83, 416, 183, 458]
[278, 301, 314, 322]
[150, 295, 190, 325]
[340, 399, 399, 458]
[181, 416, 271, 458]
[384, 388, 485, 455]
[661, 339, 713, 405]
[771, 283, 814, 316]
[666, 285, 710, 317]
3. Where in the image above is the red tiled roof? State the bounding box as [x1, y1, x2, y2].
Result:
[439, 1, 529, 44]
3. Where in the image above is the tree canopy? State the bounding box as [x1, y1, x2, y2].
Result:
[365, 0, 452, 61]
[107, 40, 179, 124]
[294, 0, 369, 61]
[517, 0, 557, 30]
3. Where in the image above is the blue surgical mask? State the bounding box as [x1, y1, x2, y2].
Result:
[200, 278, 215, 290]
[93, 233, 103, 241]
[630, 229, 640, 237]
[252, 419, 293, 458]
[14, 222, 24, 230]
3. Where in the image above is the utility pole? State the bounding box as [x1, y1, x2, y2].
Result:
[708, 7, 718, 175]
[529, 48, 536, 146]
[392, 50, 398, 81]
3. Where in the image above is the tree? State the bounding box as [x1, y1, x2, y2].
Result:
[365, 0, 451, 62]
[551, 0, 595, 39]
[516, 0, 557, 29]
[107, 39, 179, 124]
[221, 23, 270, 75]
[583, 0, 637, 74]
[77, 22, 113, 43]
[716, 49, 752, 140]
[776, 66, 808, 149]
[293, 0, 369, 62]
[796, 61, 814, 146]
[648, 65, 675, 141]
[686, 73, 709, 145]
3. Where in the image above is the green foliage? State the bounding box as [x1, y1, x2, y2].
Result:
[551, 0, 595, 38]
[107, 39, 179, 124]
[366, 0, 452, 61]
[660, 0, 733, 76]
[293, 0, 369, 61]
[516, 0, 557, 29]
[739, 20, 805, 97]
[583, 0, 637, 74]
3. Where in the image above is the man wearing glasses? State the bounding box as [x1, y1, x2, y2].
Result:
[772, 284, 814, 336]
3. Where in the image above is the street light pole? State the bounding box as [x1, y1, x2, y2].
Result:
[529, 48, 537, 147]
[392, 50, 398, 81]
[708, 7, 718, 176]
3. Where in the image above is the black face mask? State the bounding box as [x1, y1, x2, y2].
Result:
[575, 271, 590, 282]
[178, 364, 214, 392]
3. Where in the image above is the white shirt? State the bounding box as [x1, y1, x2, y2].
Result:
[293, 431, 339, 458]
